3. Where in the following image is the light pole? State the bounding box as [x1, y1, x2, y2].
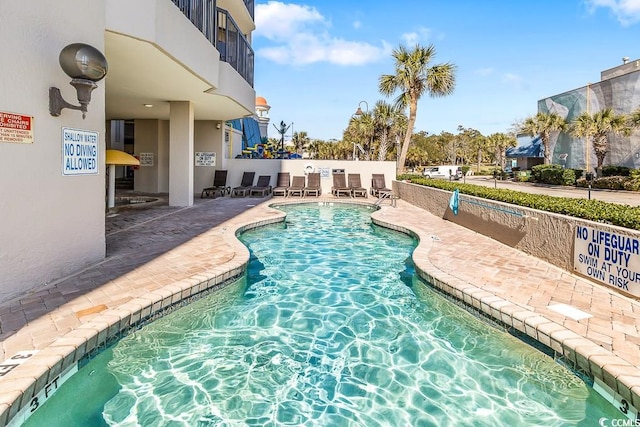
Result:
[354, 100, 368, 116]
[352, 101, 368, 160]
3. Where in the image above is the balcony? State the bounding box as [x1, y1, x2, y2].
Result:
[105, 0, 256, 122]
[172, 0, 254, 87]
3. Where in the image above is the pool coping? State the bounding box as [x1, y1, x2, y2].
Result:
[0, 197, 638, 424]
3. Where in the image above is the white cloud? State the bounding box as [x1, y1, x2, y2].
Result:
[400, 27, 432, 45]
[585, 0, 640, 25]
[254, 1, 388, 66]
[254, 1, 326, 41]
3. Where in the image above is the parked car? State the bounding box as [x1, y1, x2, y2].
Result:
[423, 165, 463, 180]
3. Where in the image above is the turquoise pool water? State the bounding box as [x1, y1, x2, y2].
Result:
[24, 204, 619, 426]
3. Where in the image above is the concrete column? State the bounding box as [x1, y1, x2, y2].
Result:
[169, 101, 194, 206]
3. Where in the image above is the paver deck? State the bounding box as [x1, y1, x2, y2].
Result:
[0, 193, 639, 424]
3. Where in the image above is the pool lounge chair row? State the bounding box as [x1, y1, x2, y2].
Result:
[273, 172, 321, 197]
[201, 171, 392, 199]
[201, 171, 272, 198]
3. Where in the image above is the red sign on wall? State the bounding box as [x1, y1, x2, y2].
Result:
[0, 111, 34, 144]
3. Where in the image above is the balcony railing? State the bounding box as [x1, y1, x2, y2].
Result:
[173, 0, 216, 43]
[172, 0, 254, 87]
[216, 8, 254, 87]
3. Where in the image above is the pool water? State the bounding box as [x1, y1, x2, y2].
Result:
[25, 204, 619, 426]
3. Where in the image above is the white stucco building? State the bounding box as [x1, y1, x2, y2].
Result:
[0, 0, 256, 300]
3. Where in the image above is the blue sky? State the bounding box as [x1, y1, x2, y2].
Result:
[253, 0, 640, 141]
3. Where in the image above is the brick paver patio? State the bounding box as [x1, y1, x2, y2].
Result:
[0, 193, 639, 424]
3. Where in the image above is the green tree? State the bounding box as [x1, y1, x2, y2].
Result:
[486, 132, 517, 170]
[373, 100, 406, 161]
[405, 144, 428, 169]
[411, 131, 432, 165]
[379, 43, 456, 175]
[389, 110, 408, 162]
[520, 112, 567, 164]
[570, 108, 631, 176]
[307, 139, 322, 159]
[344, 111, 375, 160]
[456, 126, 485, 169]
[424, 132, 454, 165]
[291, 131, 310, 156]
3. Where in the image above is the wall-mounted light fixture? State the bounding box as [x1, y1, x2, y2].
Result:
[49, 43, 108, 119]
[216, 123, 222, 129]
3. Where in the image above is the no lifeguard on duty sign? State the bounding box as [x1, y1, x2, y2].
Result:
[62, 127, 99, 176]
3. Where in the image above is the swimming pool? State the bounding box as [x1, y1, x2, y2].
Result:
[24, 203, 619, 426]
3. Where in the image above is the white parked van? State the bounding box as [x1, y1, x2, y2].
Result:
[423, 165, 463, 180]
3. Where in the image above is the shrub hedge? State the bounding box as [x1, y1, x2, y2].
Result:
[530, 164, 577, 185]
[397, 174, 640, 231]
[602, 165, 631, 177]
[624, 169, 640, 191]
[576, 176, 629, 190]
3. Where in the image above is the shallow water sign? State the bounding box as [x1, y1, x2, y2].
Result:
[61, 127, 99, 176]
[574, 225, 640, 296]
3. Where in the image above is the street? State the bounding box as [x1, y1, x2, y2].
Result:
[459, 175, 640, 207]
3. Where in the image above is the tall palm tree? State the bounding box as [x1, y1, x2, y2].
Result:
[379, 43, 456, 175]
[520, 112, 567, 165]
[570, 108, 631, 176]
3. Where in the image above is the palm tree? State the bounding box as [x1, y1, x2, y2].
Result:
[389, 111, 408, 162]
[379, 43, 456, 176]
[486, 132, 517, 170]
[307, 139, 322, 159]
[345, 111, 376, 160]
[372, 100, 405, 161]
[291, 131, 310, 156]
[520, 112, 567, 164]
[356, 112, 375, 160]
[570, 108, 631, 177]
